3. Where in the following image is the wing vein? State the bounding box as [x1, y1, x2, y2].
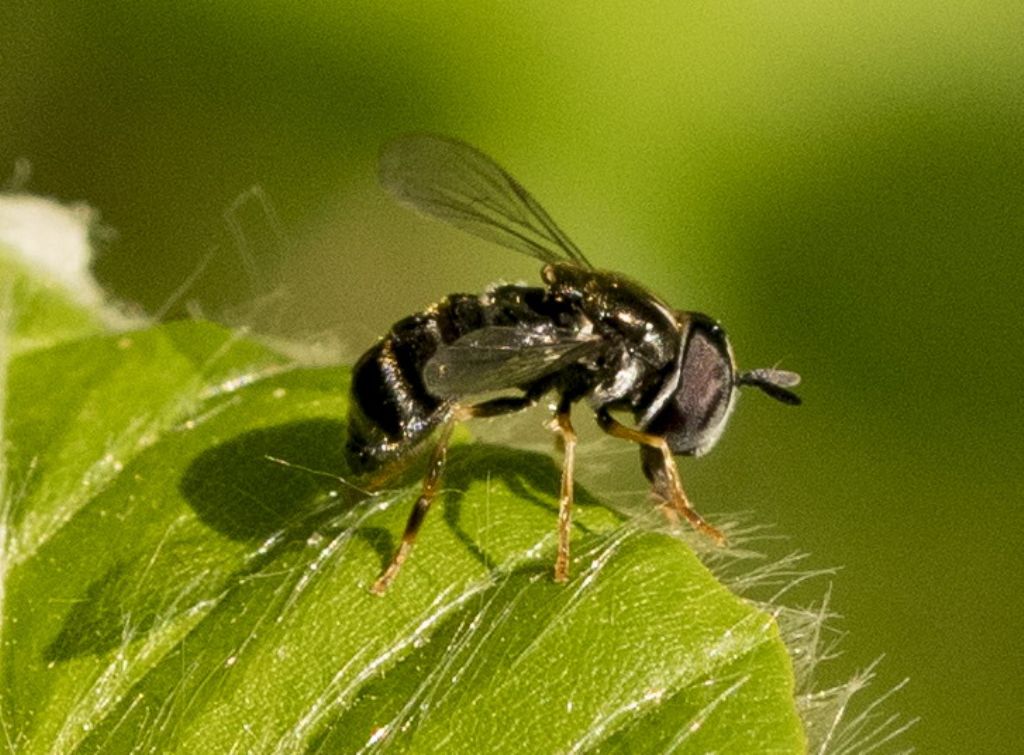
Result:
[380, 134, 594, 268]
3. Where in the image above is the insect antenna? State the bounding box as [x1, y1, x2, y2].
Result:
[738, 368, 803, 405]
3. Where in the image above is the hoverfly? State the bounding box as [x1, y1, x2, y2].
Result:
[348, 134, 801, 594]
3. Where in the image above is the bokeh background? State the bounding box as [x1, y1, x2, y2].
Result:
[3, 3, 1022, 751]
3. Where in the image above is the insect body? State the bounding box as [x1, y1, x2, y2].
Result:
[348, 134, 801, 593]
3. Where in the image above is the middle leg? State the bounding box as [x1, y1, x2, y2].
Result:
[547, 397, 577, 582]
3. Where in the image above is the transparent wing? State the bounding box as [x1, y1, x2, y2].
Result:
[380, 133, 594, 268]
[423, 325, 602, 398]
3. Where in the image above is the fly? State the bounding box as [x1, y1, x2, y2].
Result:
[347, 134, 802, 594]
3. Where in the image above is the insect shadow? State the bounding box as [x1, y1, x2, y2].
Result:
[436, 441, 608, 574]
[43, 420, 597, 661]
[176, 415, 606, 573]
[179, 418, 356, 541]
[44, 419, 358, 661]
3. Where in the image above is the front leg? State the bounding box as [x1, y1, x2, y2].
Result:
[594, 410, 726, 545]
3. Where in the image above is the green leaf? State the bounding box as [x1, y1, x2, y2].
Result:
[1, 214, 806, 753]
[0, 244, 106, 356]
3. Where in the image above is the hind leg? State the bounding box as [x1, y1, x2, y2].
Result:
[371, 394, 538, 594]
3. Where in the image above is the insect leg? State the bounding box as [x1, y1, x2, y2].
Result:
[371, 393, 541, 595]
[594, 410, 726, 545]
[371, 415, 458, 594]
[548, 398, 577, 583]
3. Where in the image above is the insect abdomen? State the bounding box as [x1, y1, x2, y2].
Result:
[346, 286, 555, 474]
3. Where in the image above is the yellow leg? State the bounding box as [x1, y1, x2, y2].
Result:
[371, 394, 539, 594]
[595, 410, 725, 545]
[371, 417, 457, 594]
[549, 406, 577, 582]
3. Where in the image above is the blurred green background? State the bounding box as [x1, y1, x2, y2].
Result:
[3, 2, 1021, 751]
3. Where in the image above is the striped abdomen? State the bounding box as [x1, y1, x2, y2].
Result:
[346, 284, 566, 474]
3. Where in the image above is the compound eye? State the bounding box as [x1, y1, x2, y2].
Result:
[647, 325, 735, 456]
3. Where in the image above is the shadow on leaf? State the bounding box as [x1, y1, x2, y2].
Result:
[179, 418, 355, 540]
[438, 442, 607, 572]
[44, 428, 609, 665]
[46, 419, 367, 661]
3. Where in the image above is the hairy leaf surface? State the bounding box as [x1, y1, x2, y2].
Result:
[0, 240, 805, 753]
